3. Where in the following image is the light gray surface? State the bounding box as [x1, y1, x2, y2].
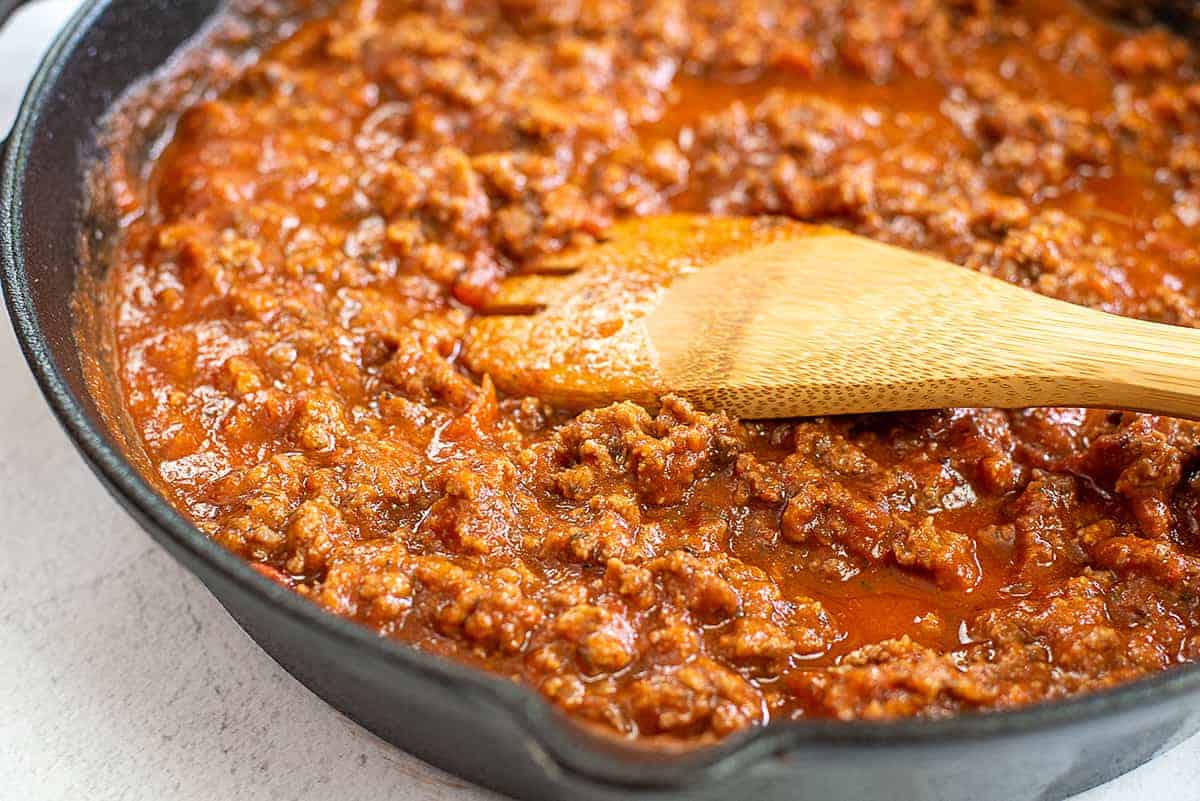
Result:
[0, 3, 1196, 799]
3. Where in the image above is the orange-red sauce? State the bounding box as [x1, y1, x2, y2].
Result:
[98, 0, 1200, 739]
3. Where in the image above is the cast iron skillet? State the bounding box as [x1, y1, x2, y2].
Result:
[5, 2, 1200, 799]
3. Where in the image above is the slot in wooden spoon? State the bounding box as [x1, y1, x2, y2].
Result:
[463, 214, 1200, 419]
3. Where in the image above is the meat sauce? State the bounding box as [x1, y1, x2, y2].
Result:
[99, 0, 1200, 740]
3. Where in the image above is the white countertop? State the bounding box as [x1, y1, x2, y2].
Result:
[0, 3, 1196, 799]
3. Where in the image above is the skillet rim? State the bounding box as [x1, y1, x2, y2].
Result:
[5, 0, 1200, 790]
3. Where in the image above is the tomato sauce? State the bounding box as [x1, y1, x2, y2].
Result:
[96, 0, 1200, 740]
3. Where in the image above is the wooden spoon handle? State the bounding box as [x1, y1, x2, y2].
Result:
[1047, 307, 1200, 419]
[646, 233, 1200, 419]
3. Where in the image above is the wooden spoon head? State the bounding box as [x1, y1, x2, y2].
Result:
[463, 214, 823, 410]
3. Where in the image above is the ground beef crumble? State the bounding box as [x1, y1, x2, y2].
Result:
[100, 0, 1200, 742]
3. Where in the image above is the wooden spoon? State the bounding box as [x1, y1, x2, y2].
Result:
[463, 214, 1200, 419]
